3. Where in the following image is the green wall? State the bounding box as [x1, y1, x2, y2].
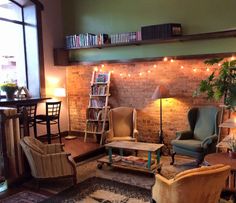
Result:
[62, 0, 236, 62]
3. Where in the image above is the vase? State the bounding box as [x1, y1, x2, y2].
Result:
[229, 151, 236, 159]
[6, 92, 15, 100]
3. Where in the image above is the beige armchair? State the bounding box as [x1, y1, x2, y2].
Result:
[20, 136, 77, 184]
[152, 164, 230, 203]
[105, 107, 138, 143]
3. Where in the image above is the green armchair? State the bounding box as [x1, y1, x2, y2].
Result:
[171, 106, 219, 165]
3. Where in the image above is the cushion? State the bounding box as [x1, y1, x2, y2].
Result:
[23, 137, 45, 154]
[193, 107, 217, 141]
[171, 139, 203, 152]
[112, 107, 134, 137]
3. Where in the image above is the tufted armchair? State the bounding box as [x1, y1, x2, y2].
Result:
[105, 107, 138, 143]
[152, 164, 230, 203]
[20, 136, 77, 184]
[171, 106, 219, 165]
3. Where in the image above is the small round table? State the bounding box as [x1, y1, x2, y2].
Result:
[205, 153, 236, 190]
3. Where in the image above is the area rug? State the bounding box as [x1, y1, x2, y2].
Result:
[41, 177, 151, 203]
[1, 190, 48, 203]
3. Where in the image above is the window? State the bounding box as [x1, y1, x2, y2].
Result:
[0, 0, 44, 97]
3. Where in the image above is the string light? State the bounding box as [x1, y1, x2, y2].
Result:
[94, 66, 98, 71]
[170, 59, 174, 63]
[193, 68, 197, 72]
[163, 57, 168, 62]
[206, 68, 210, 72]
[101, 64, 105, 68]
[218, 63, 221, 66]
[180, 66, 184, 69]
[128, 74, 131, 77]
[99, 68, 103, 72]
[147, 70, 151, 74]
[139, 72, 143, 76]
[231, 56, 235, 60]
[153, 64, 157, 68]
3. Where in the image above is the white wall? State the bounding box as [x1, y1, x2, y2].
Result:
[37, 0, 68, 134]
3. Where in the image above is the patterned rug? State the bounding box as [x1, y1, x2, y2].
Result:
[1, 190, 48, 203]
[41, 177, 151, 203]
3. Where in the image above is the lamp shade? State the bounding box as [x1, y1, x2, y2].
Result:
[54, 87, 66, 97]
[151, 85, 170, 99]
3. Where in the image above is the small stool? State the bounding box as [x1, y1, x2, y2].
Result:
[36, 101, 61, 144]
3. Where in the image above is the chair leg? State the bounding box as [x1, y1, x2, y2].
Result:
[170, 152, 176, 165]
[58, 119, 62, 143]
[46, 119, 51, 144]
[33, 122, 37, 138]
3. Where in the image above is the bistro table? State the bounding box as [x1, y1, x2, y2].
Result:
[0, 97, 50, 107]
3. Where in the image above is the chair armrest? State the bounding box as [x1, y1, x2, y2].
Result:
[176, 131, 193, 140]
[44, 143, 65, 154]
[152, 174, 173, 202]
[201, 134, 218, 149]
[105, 129, 114, 143]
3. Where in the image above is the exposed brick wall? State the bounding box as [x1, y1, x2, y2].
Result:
[67, 58, 223, 145]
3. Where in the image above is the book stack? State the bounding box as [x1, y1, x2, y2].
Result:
[141, 23, 182, 40]
[65, 33, 109, 49]
[121, 156, 155, 168]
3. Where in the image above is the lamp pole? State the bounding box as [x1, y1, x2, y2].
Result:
[159, 98, 163, 144]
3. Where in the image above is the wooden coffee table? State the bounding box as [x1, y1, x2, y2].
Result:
[204, 153, 236, 190]
[97, 141, 164, 173]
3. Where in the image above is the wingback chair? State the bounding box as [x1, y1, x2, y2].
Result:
[20, 136, 77, 184]
[171, 106, 219, 165]
[152, 164, 230, 203]
[105, 107, 138, 143]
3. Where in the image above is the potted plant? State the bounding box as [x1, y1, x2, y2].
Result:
[0, 83, 18, 99]
[193, 58, 236, 109]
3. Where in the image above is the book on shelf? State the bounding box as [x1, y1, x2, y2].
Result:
[91, 85, 106, 95]
[95, 73, 109, 83]
[90, 98, 105, 108]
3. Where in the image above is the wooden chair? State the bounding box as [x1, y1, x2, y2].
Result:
[17, 102, 37, 138]
[36, 101, 61, 144]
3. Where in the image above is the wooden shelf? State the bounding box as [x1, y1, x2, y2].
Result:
[66, 29, 236, 51]
[54, 29, 236, 66]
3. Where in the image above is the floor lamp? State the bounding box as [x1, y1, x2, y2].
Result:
[151, 85, 170, 144]
[54, 87, 77, 140]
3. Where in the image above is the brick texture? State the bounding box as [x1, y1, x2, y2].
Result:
[67, 59, 226, 146]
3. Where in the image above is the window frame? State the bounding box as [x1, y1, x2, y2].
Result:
[0, 0, 45, 98]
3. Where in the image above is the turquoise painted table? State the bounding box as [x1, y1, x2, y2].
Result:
[97, 141, 164, 173]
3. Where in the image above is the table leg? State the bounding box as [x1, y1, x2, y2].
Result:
[148, 151, 152, 170]
[108, 148, 112, 164]
[156, 149, 161, 164]
[119, 148, 123, 156]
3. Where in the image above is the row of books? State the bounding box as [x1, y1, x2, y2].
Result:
[86, 122, 104, 132]
[90, 98, 105, 108]
[91, 85, 106, 95]
[110, 31, 141, 44]
[87, 109, 105, 120]
[65, 33, 109, 49]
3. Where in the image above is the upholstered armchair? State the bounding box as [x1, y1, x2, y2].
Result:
[105, 107, 138, 143]
[171, 106, 219, 165]
[152, 164, 230, 203]
[20, 136, 77, 184]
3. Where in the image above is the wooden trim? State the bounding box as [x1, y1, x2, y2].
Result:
[68, 52, 236, 66]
